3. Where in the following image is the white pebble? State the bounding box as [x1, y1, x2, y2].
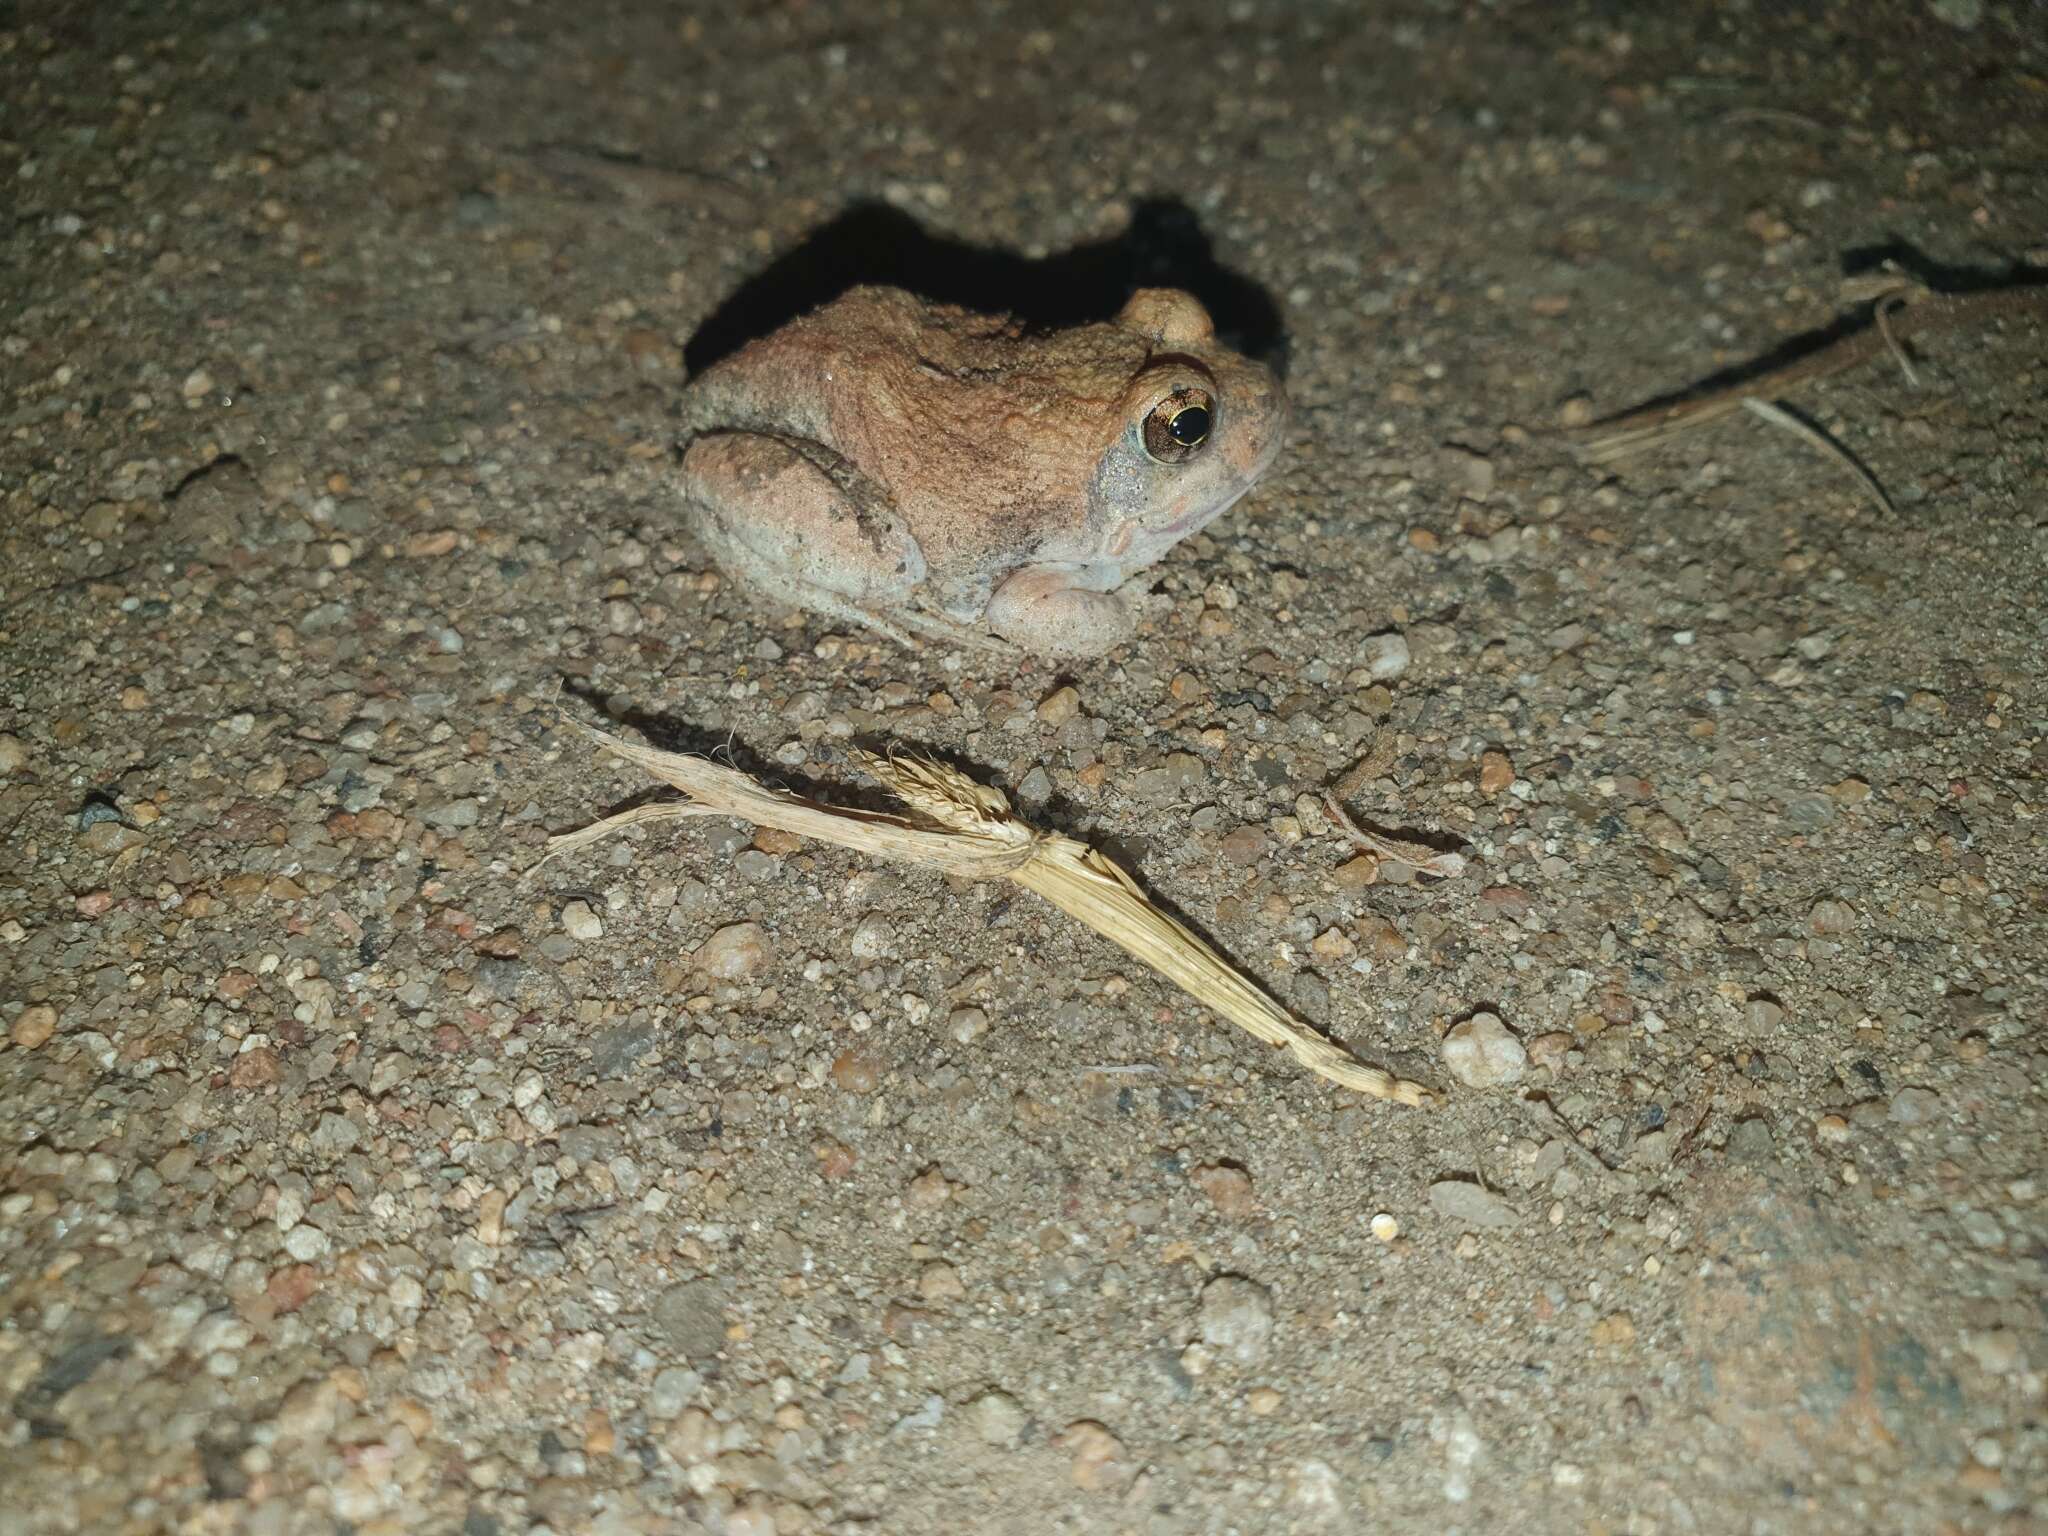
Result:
[1196, 1274, 1275, 1365]
[561, 900, 603, 940]
[1440, 1012, 1526, 1088]
[694, 921, 771, 979]
[1361, 631, 1411, 681]
[1442, 1412, 1484, 1503]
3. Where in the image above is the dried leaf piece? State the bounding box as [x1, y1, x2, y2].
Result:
[549, 725, 1428, 1105]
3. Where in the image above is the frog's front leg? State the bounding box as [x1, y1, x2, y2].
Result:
[680, 430, 929, 644]
[983, 565, 1143, 658]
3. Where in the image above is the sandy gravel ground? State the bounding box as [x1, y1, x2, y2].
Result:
[4, 2, 2045, 1533]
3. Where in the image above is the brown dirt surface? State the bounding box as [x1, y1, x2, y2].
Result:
[3, 3, 2044, 1533]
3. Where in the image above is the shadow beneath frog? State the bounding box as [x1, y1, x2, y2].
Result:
[682, 197, 1290, 378]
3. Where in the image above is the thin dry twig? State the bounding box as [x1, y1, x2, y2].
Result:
[1331, 737, 1399, 803]
[1322, 794, 1467, 880]
[1571, 283, 2047, 463]
[547, 723, 1430, 1105]
[1738, 397, 1897, 516]
[1324, 741, 1468, 880]
[1872, 294, 1920, 388]
[1718, 107, 1831, 134]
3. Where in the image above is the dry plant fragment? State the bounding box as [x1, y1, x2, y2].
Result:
[1737, 397, 1896, 516]
[1326, 741, 1468, 880]
[548, 724, 1429, 1105]
[1571, 282, 2048, 463]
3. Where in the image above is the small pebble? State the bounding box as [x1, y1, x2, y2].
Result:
[1477, 750, 1515, 795]
[1442, 1413, 1484, 1503]
[1361, 631, 1411, 681]
[561, 901, 603, 941]
[1055, 1420, 1131, 1491]
[1963, 1329, 2022, 1375]
[1888, 1086, 1940, 1125]
[1334, 855, 1379, 890]
[0, 734, 28, 774]
[1369, 1212, 1399, 1242]
[1590, 1311, 1637, 1348]
[1190, 1162, 1256, 1218]
[905, 1167, 952, 1209]
[1809, 897, 1857, 935]
[1036, 685, 1081, 726]
[968, 1390, 1027, 1448]
[1728, 1117, 1776, 1163]
[1220, 825, 1269, 866]
[1427, 1179, 1518, 1228]
[1442, 446, 1495, 498]
[650, 1279, 726, 1362]
[830, 1048, 884, 1093]
[1440, 1013, 1526, 1088]
[1782, 793, 1836, 831]
[1196, 1274, 1276, 1365]
[850, 913, 896, 959]
[1745, 998, 1786, 1035]
[1958, 1209, 2004, 1249]
[647, 1368, 704, 1417]
[229, 1048, 282, 1089]
[11, 1005, 58, 1049]
[1356, 917, 1405, 960]
[693, 921, 771, 979]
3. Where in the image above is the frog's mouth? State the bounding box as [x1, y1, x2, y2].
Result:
[1110, 483, 1253, 561]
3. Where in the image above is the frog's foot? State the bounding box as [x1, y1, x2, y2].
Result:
[984, 566, 1139, 658]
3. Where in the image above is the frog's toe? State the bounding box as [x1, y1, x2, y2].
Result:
[883, 605, 1018, 653]
[984, 569, 1137, 658]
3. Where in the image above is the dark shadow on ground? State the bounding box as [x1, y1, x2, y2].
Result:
[682, 197, 1290, 377]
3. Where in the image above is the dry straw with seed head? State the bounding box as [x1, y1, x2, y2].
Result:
[547, 724, 1429, 1105]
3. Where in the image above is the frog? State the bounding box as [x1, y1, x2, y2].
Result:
[674, 285, 1288, 657]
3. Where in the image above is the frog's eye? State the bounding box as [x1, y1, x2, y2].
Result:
[1142, 388, 1215, 464]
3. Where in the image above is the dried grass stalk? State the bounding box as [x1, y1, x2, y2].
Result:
[1737, 397, 1896, 515]
[549, 725, 1429, 1105]
[1571, 282, 2048, 463]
